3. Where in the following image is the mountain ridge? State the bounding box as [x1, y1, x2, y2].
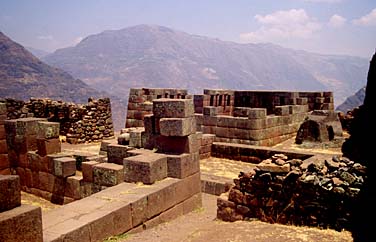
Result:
[43, 25, 368, 107]
[0, 31, 125, 130]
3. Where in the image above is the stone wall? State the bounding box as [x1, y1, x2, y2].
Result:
[199, 105, 308, 146]
[217, 153, 365, 232]
[2, 97, 114, 144]
[125, 88, 189, 128]
[0, 103, 9, 175]
[4, 117, 120, 204]
[126, 88, 334, 147]
[0, 175, 43, 242]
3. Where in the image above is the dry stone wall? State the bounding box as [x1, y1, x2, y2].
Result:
[1, 97, 114, 144]
[217, 153, 366, 232]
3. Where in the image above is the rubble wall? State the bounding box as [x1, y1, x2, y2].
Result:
[2, 97, 114, 144]
[217, 152, 365, 232]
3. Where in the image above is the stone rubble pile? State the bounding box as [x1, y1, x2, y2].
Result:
[217, 153, 366, 231]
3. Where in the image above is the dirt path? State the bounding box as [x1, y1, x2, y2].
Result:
[116, 193, 353, 242]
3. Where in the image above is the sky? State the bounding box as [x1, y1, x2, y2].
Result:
[0, 0, 375, 58]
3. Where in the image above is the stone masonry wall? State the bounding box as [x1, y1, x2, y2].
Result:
[0, 175, 43, 242]
[217, 153, 366, 232]
[0, 103, 9, 175]
[199, 105, 308, 146]
[4, 117, 120, 204]
[126, 88, 189, 128]
[126, 89, 334, 147]
[2, 97, 114, 144]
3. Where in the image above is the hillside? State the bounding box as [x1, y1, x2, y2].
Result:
[336, 86, 365, 112]
[44, 25, 368, 106]
[0, 31, 125, 130]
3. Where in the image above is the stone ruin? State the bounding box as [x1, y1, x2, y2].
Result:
[1, 97, 115, 144]
[295, 110, 343, 145]
[1, 98, 202, 242]
[125, 88, 335, 147]
[1, 85, 359, 241]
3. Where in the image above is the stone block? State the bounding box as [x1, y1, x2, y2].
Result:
[124, 153, 167, 184]
[275, 106, 290, 116]
[15, 118, 46, 136]
[82, 161, 99, 182]
[248, 108, 267, 119]
[233, 107, 252, 117]
[153, 99, 194, 118]
[129, 129, 143, 148]
[0, 154, 9, 170]
[37, 121, 60, 139]
[36, 138, 61, 156]
[155, 133, 200, 154]
[203, 106, 218, 116]
[107, 144, 134, 165]
[0, 139, 7, 154]
[0, 175, 21, 212]
[175, 172, 201, 203]
[0, 125, 5, 139]
[38, 171, 56, 193]
[0, 204, 43, 242]
[166, 153, 200, 178]
[53, 157, 76, 177]
[93, 163, 124, 186]
[296, 97, 308, 105]
[160, 117, 196, 136]
[65, 175, 83, 200]
[256, 162, 290, 173]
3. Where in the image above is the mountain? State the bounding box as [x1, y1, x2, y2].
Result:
[26, 46, 50, 59]
[336, 86, 365, 113]
[0, 31, 125, 130]
[43, 25, 369, 107]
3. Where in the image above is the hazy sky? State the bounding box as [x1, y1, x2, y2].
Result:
[0, 0, 375, 58]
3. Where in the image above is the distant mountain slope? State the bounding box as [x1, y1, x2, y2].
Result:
[44, 25, 368, 106]
[26, 46, 50, 59]
[336, 87, 365, 112]
[0, 31, 125, 130]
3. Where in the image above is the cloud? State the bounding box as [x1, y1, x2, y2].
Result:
[328, 14, 346, 28]
[240, 9, 321, 43]
[353, 8, 376, 26]
[37, 35, 54, 40]
[301, 0, 342, 2]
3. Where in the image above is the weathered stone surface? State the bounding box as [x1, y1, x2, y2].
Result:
[275, 106, 290, 116]
[93, 163, 124, 186]
[81, 161, 99, 182]
[248, 108, 266, 119]
[124, 153, 167, 184]
[0, 175, 21, 212]
[166, 153, 200, 179]
[37, 121, 60, 139]
[36, 138, 61, 156]
[53, 157, 76, 177]
[160, 117, 196, 136]
[0, 204, 43, 242]
[153, 99, 194, 118]
[107, 144, 134, 165]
